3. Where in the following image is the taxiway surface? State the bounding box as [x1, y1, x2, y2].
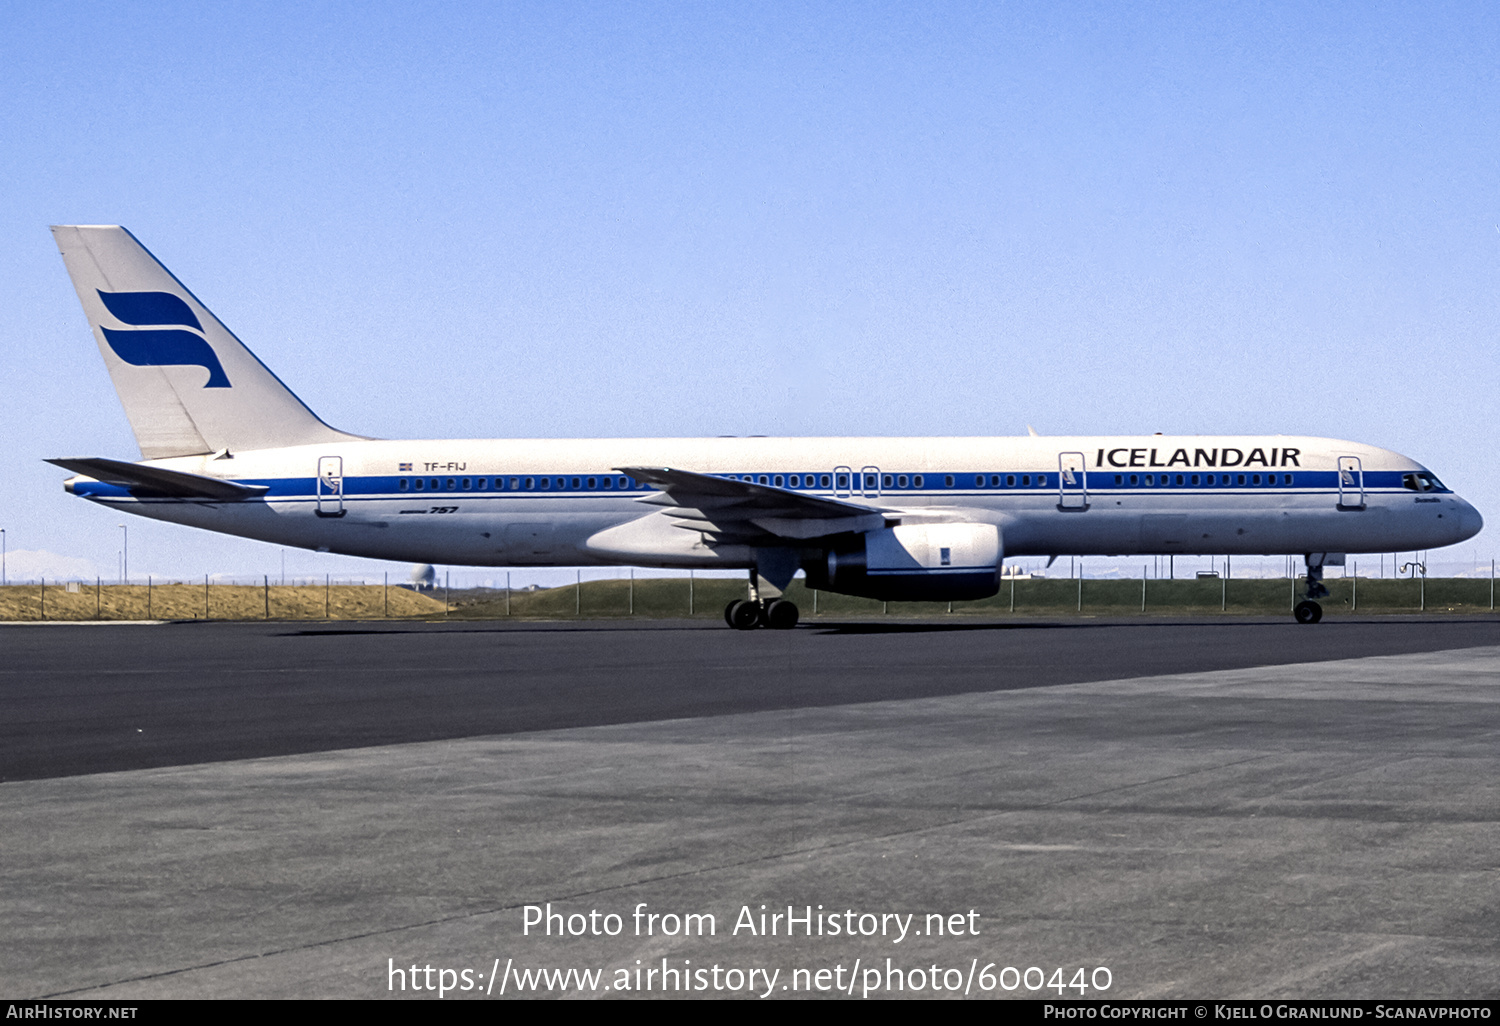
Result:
[2, 618, 1497, 999]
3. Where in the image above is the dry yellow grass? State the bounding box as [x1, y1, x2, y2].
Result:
[0, 583, 447, 621]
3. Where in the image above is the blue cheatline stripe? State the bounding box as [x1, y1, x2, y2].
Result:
[66, 467, 1435, 499]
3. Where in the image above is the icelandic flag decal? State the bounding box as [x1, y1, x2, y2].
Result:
[96, 290, 230, 388]
[399, 463, 412, 471]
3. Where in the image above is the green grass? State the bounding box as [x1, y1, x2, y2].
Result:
[446, 575, 1498, 619]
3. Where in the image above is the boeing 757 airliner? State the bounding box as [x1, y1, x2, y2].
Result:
[47, 226, 1482, 628]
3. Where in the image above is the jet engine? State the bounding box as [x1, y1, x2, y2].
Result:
[808, 523, 1002, 601]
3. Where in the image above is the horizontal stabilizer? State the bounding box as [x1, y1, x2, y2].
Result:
[46, 457, 269, 501]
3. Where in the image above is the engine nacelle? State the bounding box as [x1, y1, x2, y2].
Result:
[810, 523, 1002, 601]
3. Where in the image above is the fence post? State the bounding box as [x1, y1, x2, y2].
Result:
[689, 570, 694, 615]
[1352, 562, 1357, 611]
[576, 570, 581, 616]
[384, 571, 388, 618]
[1010, 574, 1015, 613]
[506, 571, 511, 616]
[264, 575, 270, 619]
[629, 568, 634, 616]
[205, 574, 210, 620]
[147, 576, 151, 619]
[1221, 574, 1226, 612]
[1141, 566, 1147, 613]
[40, 577, 44, 620]
[96, 577, 101, 619]
[326, 573, 330, 619]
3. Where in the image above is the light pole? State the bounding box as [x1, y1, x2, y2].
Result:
[119, 524, 127, 585]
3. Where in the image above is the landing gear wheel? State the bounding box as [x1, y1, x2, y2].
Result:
[724, 600, 741, 627]
[763, 599, 800, 630]
[1294, 600, 1323, 624]
[729, 600, 763, 631]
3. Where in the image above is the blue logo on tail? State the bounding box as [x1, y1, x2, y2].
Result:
[97, 290, 230, 388]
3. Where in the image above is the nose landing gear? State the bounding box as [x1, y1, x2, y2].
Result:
[1294, 600, 1322, 624]
[1294, 557, 1331, 624]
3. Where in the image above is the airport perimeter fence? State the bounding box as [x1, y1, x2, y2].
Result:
[0, 571, 1495, 621]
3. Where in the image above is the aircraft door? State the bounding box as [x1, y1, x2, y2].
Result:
[833, 466, 853, 498]
[1057, 452, 1089, 511]
[316, 456, 346, 518]
[860, 466, 881, 498]
[1337, 456, 1365, 511]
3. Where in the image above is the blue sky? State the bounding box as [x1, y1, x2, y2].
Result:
[1, 2, 1496, 583]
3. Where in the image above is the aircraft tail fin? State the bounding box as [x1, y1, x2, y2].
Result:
[50, 225, 364, 459]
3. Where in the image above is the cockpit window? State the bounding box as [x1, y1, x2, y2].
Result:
[1402, 472, 1445, 492]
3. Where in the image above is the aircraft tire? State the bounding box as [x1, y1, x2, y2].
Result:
[729, 600, 763, 631]
[724, 600, 740, 627]
[1293, 600, 1323, 625]
[764, 599, 799, 630]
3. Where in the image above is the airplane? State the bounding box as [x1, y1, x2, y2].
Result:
[47, 225, 1483, 628]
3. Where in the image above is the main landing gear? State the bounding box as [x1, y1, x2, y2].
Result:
[724, 598, 800, 631]
[1294, 557, 1331, 624]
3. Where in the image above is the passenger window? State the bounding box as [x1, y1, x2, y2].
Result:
[1129, 474, 1139, 486]
[896, 475, 907, 488]
[836, 474, 848, 489]
[1022, 475, 1032, 486]
[944, 475, 954, 487]
[913, 475, 924, 488]
[461, 478, 471, 490]
[1175, 475, 1184, 485]
[571, 477, 581, 489]
[1114, 475, 1122, 485]
[774, 475, 784, 487]
[1251, 474, 1261, 485]
[1007, 475, 1017, 487]
[399, 479, 409, 491]
[1205, 475, 1215, 485]
[1144, 475, 1154, 486]
[1237, 474, 1246, 485]
[524, 477, 534, 490]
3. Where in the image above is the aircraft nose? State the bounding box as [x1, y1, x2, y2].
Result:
[1453, 498, 1484, 542]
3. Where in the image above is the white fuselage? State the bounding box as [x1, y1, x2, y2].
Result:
[65, 434, 1482, 569]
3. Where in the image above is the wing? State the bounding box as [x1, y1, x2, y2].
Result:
[617, 466, 890, 541]
[46, 457, 270, 501]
